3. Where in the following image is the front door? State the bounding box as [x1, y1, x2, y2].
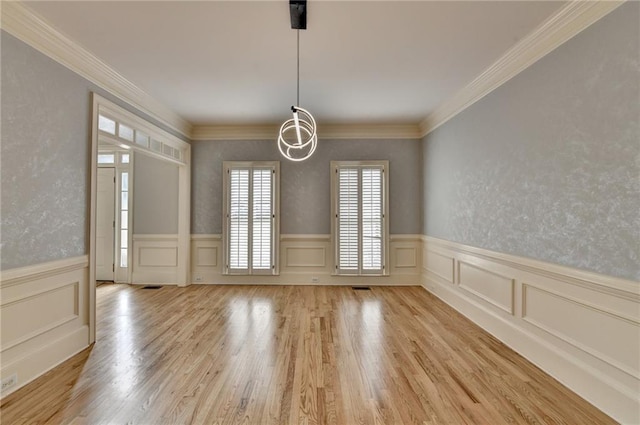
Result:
[96, 167, 116, 281]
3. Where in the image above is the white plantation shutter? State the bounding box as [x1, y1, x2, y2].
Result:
[362, 168, 382, 270]
[333, 162, 388, 275]
[252, 169, 272, 269]
[224, 162, 279, 275]
[338, 168, 359, 270]
[229, 169, 249, 270]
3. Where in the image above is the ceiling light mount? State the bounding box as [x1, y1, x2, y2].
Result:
[289, 0, 307, 30]
[278, 0, 317, 162]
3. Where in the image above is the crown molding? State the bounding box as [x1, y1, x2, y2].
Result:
[191, 123, 422, 141]
[191, 124, 279, 141]
[318, 123, 421, 140]
[1, 1, 193, 138]
[419, 0, 625, 137]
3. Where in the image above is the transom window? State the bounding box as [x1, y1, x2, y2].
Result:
[331, 161, 389, 276]
[223, 162, 280, 275]
[97, 111, 185, 164]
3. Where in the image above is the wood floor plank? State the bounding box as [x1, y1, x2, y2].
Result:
[1, 284, 616, 425]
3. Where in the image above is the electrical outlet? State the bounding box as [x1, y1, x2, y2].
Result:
[1, 374, 17, 392]
[194, 275, 203, 282]
[311, 277, 319, 283]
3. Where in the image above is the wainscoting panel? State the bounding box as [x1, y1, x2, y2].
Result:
[285, 247, 326, 268]
[2, 282, 78, 350]
[522, 283, 639, 379]
[191, 235, 222, 283]
[0, 256, 90, 398]
[422, 248, 454, 283]
[191, 234, 421, 285]
[196, 247, 217, 267]
[282, 235, 330, 272]
[389, 235, 421, 275]
[421, 236, 640, 424]
[458, 260, 514, 314]
[132, 235, 179, 284]
[394, 248, 416, 268]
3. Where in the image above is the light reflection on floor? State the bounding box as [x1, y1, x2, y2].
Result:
[113, 289, 136, 396]
[360, 299, 383, 385]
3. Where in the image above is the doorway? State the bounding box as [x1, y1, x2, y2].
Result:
[89, 93, 191, 343]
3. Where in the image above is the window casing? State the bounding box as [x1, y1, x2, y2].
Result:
[223, 161, 280, 275]
[331, 161, 389, 276]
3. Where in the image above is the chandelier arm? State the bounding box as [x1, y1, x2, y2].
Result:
[293, 111, 302, 145]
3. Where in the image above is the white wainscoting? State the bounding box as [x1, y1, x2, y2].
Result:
[421, 236, 640, 425]
[0, 256, 90, 398]
[191, 234, 422, 285]
[131, 234, 179, 284]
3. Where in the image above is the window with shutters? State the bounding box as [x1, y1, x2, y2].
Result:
[223, 162, 280, 275]
[331, 161, 389, 276]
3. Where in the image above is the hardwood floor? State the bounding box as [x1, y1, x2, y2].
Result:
[1, 284, 614, 425]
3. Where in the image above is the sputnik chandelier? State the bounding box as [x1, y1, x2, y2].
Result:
[277, 0, 318, 162]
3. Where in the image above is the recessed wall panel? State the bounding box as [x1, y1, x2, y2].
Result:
[424, 250, 454, 283]
[523, 284, 639, 378]
[458, 261, 514, 314]
[1, 282, 79, 350]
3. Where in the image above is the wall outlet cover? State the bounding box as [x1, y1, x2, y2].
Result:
[1, 374, 17, 392]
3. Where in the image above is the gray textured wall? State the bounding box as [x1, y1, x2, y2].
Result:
[1, 32, 188, 270]
[422, 3, 640, 281]
[191, 138, 422, 235]
[1, 32, 90, 269]
[133, 153, 179, 234]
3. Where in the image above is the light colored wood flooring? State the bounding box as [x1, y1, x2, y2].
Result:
[1, 284, 614, 425]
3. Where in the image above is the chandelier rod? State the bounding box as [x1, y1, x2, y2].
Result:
[296, 29, 300, 106]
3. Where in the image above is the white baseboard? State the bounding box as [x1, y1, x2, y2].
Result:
[1, 256, 90, 398]
[421, 236, 640, 425]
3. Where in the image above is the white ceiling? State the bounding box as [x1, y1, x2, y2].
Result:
[25, 1, 564, 127]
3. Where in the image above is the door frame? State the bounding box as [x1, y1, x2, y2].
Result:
[89, 93, 191, 343]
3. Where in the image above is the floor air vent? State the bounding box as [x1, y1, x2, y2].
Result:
[142, 285, 163, 289]
[352, 286, 371, 291]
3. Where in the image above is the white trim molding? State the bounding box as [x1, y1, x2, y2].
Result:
[1, 256, 90, 399]
[191, 123, 422, 141]
[0, 1, 192, 137]
[421, 236, 640, 424]
[318, 124, 421, 140]
[0, 255, 88, 286]
[191, 125, 278, 141]
[419, 0, 625, 136]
